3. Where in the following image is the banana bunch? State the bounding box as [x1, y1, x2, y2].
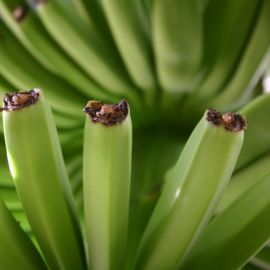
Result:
[0, 0, 270, 269]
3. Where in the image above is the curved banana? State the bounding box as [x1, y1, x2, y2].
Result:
[134, 109, 246, 270]
[216, 153, 270, 214]
[83, 100, 132, 270]
[0, 200, 47, 270]
[0, 22, 85, 118]
[197, 0, 260, 99]
[3, 89, 86, 270]
[32, 0, 142, 107]
[152, 0, 202, 95]
[100, 0, 156, 95]
[237, 94, 270, 170]
[183, 168, 270, 270]
[210, 0, 270, 110]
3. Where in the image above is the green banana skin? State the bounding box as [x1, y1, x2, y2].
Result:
[216, 153, 270, 214]
[196, 0, 260, 99]
[34, 0, 142, 108]
[134, 110, 245, 270]
[236, 94, 270, 170]
[101, 0, 156, 93]
[19, 8, 115, 102]
[83, 100, 132, 270]
[0, 200, 47, 270]
[209, 0, 270, 110]
[3, 90, 87, 270]
[183, 168, 270, 270]
[152, 0, 202, 94]
[0, 22, 85, 118]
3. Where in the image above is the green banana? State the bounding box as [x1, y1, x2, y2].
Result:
[0, 0, 57, 71]
[100, 0, 156, 95]
[79, 0, 116, 43]
[183, 168, 270, 270]
[0, 186, 22, 211]
[210, 0, 270, 110]
[216, 153, 270, 214]
[237, 94, 270, 170]
[3, 89, 86, 270]
[32, 0, 142, 108]
[196, 0, 260, 99]
[152, 0, 203, 95]
[18, 7, 116, 101]
[134, 109, 245, 270]
[83, 100, 132, 270]
[0, 200, 47, 270]
[0, 22, 85, 118]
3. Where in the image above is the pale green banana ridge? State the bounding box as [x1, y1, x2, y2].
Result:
[100, 0, 157, 94]
[216, 153, 270, 214]
[68, 0, 94, 26]
[182, 168, 270, 270]
[152, 0, 202, 94]
[134, 110, 245, 270]
[83, 100, 132, 270]
[0, 22, 85, 118]
[196, 0, 260, 99]
[3, 90, 86, 270]
[33, 0, 142, 108]
[262, 62, 270, 92]
[236, 94, 270, 170]
[253, 245, 270, 269]
[0, 200, 47, 270]
[19, 8, 116, 102]
[209, 0, 270, 110]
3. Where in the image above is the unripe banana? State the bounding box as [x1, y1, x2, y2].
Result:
[3, 89, 86, 270]
[0, 200, 47, 270]
[134, 109, 246, 270]
[100, 0, 156, 94]
[83, 99, 132, 270]
[183, 168, 270, 270]
[152, 0, 202, 94]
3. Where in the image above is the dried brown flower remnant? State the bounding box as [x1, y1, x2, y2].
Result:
[1, 89, 40, 111]
[84, 100, 129, 126]
[206, 109, 246, 132]
[13, 6, 28, 22]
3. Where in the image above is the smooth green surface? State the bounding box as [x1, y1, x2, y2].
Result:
[101, 0, 156, 92]
[134, 111, 244, 270]
[0, 22, 85, 117]
[3, 92, 86, 270]
[183, 169, 270, 270]
[20, 11, 113, 101]
[197, 0, 259, 98]
[210, 0, 270, 110]
[216, 154, 270, 214]
[237, 94, 270, 169]
[0, 200, 47, 270]
[36, 1, 141, 107]
[153, 0, 202, 94]
[83, 108, 132, 270]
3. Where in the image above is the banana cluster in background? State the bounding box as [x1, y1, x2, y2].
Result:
[0, 0, 270, 269]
